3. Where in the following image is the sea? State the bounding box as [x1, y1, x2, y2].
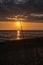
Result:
[0, 30, 43, 42]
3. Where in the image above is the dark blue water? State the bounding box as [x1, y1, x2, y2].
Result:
[0, 30, 43, 41]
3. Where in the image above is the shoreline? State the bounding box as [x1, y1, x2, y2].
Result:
[0, 37, 43, 45]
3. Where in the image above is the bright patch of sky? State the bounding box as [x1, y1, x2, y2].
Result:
[15, 0, 28, 4]
[30, 13, 43, 17]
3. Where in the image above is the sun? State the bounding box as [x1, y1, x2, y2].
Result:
[16, 21, 21, 26]
[16, 21, 21, 30]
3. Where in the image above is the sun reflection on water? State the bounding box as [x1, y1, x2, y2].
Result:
[16, 30, 21, 40]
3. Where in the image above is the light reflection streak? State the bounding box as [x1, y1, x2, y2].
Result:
[16, 30, 21, 40]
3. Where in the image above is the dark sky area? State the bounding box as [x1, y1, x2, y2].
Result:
[0, 0, 43, 13]
[0, 0, 43, 21]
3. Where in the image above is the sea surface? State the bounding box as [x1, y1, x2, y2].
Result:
[0, 30, 43, 41]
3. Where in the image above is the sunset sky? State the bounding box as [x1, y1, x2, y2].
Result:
[0, 0, 43, 30]
[0, 21, 43, 30]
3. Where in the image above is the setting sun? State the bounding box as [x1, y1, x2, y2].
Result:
[16, 21, 21, 26]
[16, 21, 21, 30]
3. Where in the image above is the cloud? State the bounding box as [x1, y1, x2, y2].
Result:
[15, 0, 28, 4]
[30, 13, 43, 17]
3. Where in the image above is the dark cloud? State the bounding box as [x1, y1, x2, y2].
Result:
[0, 0, 43, 22]
[0, 0, 43, 14]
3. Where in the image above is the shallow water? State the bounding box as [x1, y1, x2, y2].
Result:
[0, 30, 43, 41]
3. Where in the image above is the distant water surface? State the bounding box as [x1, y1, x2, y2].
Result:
[0, 30, 43, 41]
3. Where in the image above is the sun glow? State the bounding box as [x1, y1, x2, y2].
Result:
[16, 21, 21, 30]
[16, 21, 21, 26]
